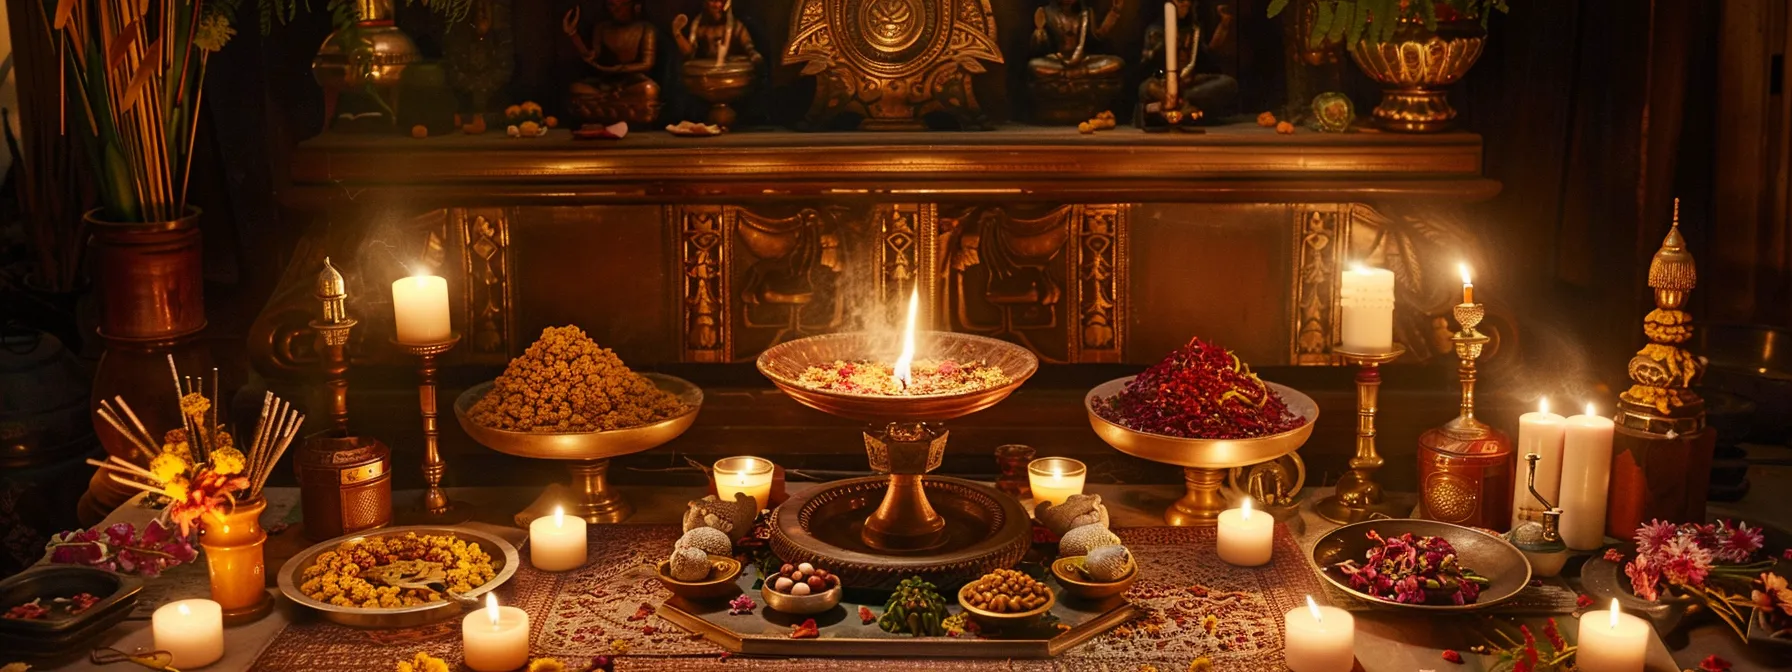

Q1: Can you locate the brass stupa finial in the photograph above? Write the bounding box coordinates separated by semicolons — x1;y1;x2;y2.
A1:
316;257;350;325
1619;196;1706;432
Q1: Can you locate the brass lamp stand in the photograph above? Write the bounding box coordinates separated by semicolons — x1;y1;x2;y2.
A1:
1317;344;1411;523
395;333;470;523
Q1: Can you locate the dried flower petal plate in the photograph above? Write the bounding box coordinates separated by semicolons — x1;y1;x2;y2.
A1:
0;566;141;658
277;526;519;628
1311;519;1531;612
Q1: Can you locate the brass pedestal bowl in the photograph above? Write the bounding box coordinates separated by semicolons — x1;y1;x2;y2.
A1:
768;475;1030;590
453;373;702;525
1086;377;1318;525
682;60;756;128
757;331;1037;584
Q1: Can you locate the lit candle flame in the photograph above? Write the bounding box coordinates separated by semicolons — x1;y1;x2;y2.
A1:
1050;466;1063;484
485;593;500;626
1608;598;1621;629
1539;397;1550;414
892;287;919;390
1458;262;1472;285
553;505;565;528
1241;497;1253;521
1586;402;1597;417
1458;262;1474;304
1351;262;1368;275
1306;595;1321;622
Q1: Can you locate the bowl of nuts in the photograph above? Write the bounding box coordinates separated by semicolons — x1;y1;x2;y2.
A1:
761;562;843;615
956;568;1055;629
655;555;742;602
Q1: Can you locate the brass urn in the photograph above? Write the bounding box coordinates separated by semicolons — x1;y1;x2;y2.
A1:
312;0;422;124
1347;18;1486;132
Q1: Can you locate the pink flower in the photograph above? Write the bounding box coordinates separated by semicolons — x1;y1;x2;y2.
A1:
1699;654;1732;672
1634;519;1678;555
1626;554;1662;601
1661;536;1714;587
1602;548;1626;563
1713;520;1765;564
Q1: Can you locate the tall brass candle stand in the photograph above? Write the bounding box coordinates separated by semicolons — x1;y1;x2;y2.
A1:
395;333;469;523
1317;344;1410;523
1416;302;1513;529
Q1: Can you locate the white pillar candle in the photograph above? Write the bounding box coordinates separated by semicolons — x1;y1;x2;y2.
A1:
152;599;223;668
1027;457;1087;508
1284;596;1354;672
1558;403;1616;550
392;274;451;344
463;593;530;672
1511;396;1567;530
713;456;773;510
1339;264;1396;352
529;506;588;572
1216;498;1274;567
1576;599;1648;672
1163;2;1179;101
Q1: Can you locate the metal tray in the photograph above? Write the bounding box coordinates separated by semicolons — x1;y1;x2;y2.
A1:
276;526;520;628
657;568;1136;658
1312;519;1531;612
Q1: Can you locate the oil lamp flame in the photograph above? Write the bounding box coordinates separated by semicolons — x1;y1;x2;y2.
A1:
1306;595;1321;622
485;593;500;626
892;287;919;389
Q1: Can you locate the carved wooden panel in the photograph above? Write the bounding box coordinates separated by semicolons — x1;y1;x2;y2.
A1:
673;205;735;362
457;209;514;360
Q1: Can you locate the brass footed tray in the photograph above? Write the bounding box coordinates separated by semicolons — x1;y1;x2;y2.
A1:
453;373;702;524
656;565;1135;658
1086;377;1318;525
769;476;1031;590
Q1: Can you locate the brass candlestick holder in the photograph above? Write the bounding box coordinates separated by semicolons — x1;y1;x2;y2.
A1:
298;259;394;540
1317;344;1410;523
311;258;356;434
1417;301;1514;528
394;333;469;523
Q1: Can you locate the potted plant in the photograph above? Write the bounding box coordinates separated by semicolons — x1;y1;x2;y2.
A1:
1269;0;1511;132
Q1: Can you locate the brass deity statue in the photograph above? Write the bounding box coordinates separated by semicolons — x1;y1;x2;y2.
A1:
675;0;764;128
563;0;662;125
1027;0;1127;124
1139;0;1239;122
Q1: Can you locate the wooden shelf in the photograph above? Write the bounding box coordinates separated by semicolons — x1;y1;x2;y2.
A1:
289;123;1497;206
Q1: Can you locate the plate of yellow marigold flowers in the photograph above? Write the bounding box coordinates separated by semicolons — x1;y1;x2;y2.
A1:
454;325;703;460
278;527;519;628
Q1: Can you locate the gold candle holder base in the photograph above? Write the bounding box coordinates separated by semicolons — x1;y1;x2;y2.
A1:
394;334;470;525
1317;344;1412;524
1164;467;1231;526
565;458;632;524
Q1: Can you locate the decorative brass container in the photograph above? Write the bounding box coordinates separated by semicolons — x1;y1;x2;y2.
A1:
1085;377;1318;525
199;497;273;624
312;0;421;124
454;373;703;525
1347;19;1486;132
682;60;756;128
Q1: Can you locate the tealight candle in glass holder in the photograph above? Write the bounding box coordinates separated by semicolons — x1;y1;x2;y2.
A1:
713;456;774;510
1027;457;1087;508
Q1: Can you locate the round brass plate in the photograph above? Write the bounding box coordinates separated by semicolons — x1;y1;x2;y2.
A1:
769;476;1030;590
1084;377;1319;469
452;373;703;460
276;526;520;629
757;331;1037;423
1311;519;1532;612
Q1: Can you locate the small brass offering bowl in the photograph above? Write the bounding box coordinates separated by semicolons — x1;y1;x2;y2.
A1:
760;583;843;616
1312;519;1531;612
655;555;742;602
957;581;1055;630
1050;557;1137;602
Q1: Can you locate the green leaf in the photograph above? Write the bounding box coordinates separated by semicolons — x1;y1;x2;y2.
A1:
1313;1;1336;46
1267;0;1291;18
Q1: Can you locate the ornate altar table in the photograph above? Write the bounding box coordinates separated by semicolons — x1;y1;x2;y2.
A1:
25;474;1763;671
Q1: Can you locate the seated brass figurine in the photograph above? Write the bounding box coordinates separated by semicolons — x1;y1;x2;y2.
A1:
1027;0;1127;124
1138;0;1239;123
675;0;763;128
563;0;662;126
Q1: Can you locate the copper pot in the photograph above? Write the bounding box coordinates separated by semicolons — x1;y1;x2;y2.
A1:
1347;19;1487;132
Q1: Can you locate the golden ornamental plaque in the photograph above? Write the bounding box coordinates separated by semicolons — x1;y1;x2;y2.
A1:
785;0;1004;130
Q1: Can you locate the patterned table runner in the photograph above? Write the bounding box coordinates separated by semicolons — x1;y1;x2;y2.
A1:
251;524;1320;671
